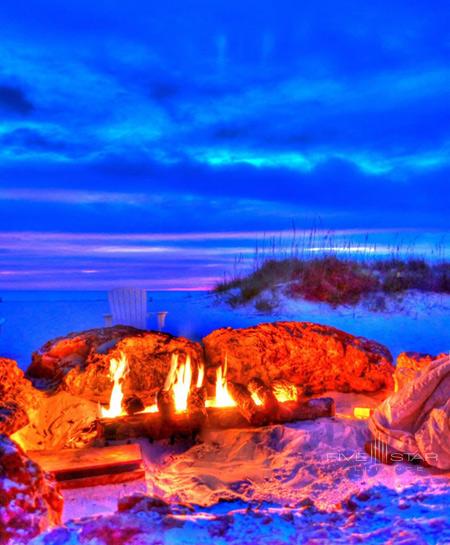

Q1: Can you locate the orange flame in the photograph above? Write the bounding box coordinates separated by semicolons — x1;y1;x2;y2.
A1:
251;392;263;406
164;353;193;412
101;352;128;418
206;356;236;408
196;363;205;388
272;380;298;403
140;403;158;414
353;407;371;419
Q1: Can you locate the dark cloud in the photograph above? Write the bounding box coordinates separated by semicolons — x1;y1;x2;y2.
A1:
0;155;448;232
0;84;34;115
212;124;249;140
0;2;447;236
0;128;65;152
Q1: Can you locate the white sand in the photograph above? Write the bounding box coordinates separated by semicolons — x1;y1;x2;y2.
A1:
57;392;449;544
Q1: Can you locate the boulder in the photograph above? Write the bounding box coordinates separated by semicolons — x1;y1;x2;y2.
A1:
395;351;446;390
0;401;29;436
0;434;63;545
28;326;204;404
0;357;36;407
0;358;39;435
203;322;394;394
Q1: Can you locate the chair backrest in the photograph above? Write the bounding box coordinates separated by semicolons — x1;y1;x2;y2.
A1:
108;288;148;329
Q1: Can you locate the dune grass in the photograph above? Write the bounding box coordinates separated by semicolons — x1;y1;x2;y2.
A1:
214;229;449;310
216;256;450;309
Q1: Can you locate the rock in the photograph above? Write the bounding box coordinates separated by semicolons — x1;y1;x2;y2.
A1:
0;401;29;436
0;434;63;545
395;351;446;390
0;357;37;406
396;351;443;371
11;392;99;451
28;326;204;404
203;322;394;394
0;358;40;435
27;326;135;386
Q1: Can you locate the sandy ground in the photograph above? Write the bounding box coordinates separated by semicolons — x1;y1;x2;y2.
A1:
55;392;449;544
1;290;448;542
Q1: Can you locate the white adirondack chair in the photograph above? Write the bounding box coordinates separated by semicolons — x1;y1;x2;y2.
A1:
103;288;168;331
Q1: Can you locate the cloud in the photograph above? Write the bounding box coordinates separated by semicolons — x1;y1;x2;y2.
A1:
0;84;34;115
0;188;149;205
0;1;448;289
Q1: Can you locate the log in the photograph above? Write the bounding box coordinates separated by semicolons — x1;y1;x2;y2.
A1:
97;410;202;442
156;388;175;419
227;382;265;425
124;395;145;415
96;412;162;442
204;406;249;429
188;386;207;419
275;397;335;423
271;379;299;402
95;397;336;442
28;444;145;489
247;377;279;422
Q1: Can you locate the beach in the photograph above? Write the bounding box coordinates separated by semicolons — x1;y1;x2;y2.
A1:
1;289;449;371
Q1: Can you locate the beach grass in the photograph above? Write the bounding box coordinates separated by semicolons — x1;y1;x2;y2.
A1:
215;229;450;308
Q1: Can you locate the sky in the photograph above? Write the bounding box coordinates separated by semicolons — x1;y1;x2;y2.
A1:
0;1;449;289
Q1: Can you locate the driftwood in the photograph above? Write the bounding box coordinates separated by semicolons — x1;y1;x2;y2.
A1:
227;381;265;425
96;410;203;442
188;386;207;417
247;377;279;421
203;406;249;429
124;395;145;415
156;388;175;419
96;397;335;442
275;397;335;423
28;444;145;489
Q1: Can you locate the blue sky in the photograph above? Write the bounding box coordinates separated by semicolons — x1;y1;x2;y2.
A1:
0;1;449;288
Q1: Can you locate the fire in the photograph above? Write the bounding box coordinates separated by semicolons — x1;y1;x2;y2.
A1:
101;352;128;418
164;353;193;412
98;350;301;420
215;362;236;407
251;392;263;406
272;380;298;403
353;407;371;419
140;403;158;414
206;356;236;408
196;363;205;388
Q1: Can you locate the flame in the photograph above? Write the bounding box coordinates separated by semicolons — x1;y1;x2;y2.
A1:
140;403;158;414
272;380;298;403
196;363;205;388
353;407;371;419
164;353;193;412
101;352;129;418
164;353;179;391
206;356;236;408
251;392;263;406
173;355;193;412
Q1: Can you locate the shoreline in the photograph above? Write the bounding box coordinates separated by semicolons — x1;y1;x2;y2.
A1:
0;289;449;372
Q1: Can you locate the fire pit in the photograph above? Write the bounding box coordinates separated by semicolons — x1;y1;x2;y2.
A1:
95;352;335;443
